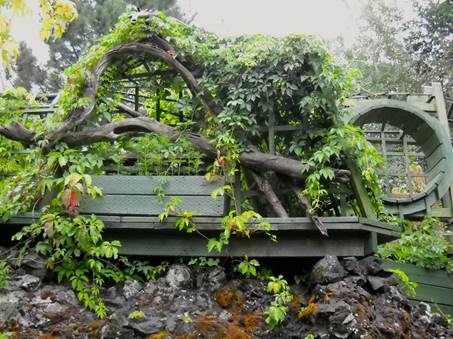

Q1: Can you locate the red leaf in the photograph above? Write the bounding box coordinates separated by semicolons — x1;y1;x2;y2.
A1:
66;190;80;214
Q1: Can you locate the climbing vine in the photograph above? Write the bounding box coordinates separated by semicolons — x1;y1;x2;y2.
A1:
0;9;386;320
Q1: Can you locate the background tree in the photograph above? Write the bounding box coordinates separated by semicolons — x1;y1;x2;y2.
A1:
332;0;419;94
44;0;182;90
6;42;46;91
332;0;452;95
404;0;453;94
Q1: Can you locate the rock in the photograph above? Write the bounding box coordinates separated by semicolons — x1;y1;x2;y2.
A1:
0;290;27;323
55;289;79;307
359;256;384;275
144;280;157;295
122;279;142;299
13;250;48;279
128;317;164;335
310;255;347;285
165;264;192;288
367;275;389;292
387;285;405;304
317;300;351;317
100;319;135;339
0;249;450;338
219;309;232;321
328;303;355;338
206;267;226;290
341;257;363;275
165;314;178;332
15;274;41;291
343;275;367;288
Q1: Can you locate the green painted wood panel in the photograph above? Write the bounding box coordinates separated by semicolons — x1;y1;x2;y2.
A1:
382;260;453;314
79;195;224;216
421;132;440;156
90;175;224;195
104;230;369;257
382;260;452;288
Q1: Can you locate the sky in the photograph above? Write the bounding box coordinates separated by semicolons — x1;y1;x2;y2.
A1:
10;0;418;64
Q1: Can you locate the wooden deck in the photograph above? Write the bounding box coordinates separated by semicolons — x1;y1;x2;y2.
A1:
5;214;400;257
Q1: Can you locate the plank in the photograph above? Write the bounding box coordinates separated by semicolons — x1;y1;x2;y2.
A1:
346;160;377;219
411;284;453;307
104;230;369;257
382;260;452;288
406;95;437;112
90;175;224;195
79;195;224;216
432;82;450;137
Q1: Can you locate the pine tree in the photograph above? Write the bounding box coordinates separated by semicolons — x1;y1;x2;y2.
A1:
7;42;46;91
45;0;182;90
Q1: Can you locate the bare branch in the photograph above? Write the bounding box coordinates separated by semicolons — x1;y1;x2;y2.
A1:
59;111;350;182
249;170;289;218
0;122;36;145
45;41;215;148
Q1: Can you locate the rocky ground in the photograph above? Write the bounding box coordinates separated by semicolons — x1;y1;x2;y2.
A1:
0;250;451;338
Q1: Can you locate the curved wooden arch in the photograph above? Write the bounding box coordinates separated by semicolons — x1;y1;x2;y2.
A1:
349;99;453;216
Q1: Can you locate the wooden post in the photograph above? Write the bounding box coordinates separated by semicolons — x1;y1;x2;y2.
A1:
432;82;450;137
403;134;413;195
156;88;161;122
134;85;139;111
268;112;275;154
346;159;377;219
233;171;242;214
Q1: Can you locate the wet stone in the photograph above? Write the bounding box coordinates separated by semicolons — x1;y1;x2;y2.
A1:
310;255;347;285
122;279;142;299
128;317;164;335
341;257;364;275
165;264;192;289
359;256;384;275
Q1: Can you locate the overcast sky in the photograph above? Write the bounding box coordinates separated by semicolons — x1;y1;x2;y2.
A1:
10;0;417;64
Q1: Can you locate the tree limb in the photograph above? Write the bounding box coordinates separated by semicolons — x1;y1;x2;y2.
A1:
249;170;289;218
290;186;328;236
45;41;214;148
58;114;350;182
0;122;36;145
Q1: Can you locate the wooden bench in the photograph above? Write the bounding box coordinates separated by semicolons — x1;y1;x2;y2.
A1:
79;175;226;217
4;175;401;257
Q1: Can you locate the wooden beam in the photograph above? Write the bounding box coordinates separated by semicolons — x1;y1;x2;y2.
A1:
346;159;377;219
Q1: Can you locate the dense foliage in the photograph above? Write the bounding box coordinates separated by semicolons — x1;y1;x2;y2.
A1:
0;10;386;319
378;216;452;273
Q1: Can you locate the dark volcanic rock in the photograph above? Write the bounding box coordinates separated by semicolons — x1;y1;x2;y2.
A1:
0;254;450;338
165;264;192;288
310;255;347;285
341;256;364;275
359;255;385;275
15;274;41;291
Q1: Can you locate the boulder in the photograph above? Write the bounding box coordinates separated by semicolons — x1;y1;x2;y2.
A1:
122;279;142;299
310;255;347;285
165;264;192;288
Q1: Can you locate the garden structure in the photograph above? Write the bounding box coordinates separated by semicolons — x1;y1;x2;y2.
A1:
0;10;451;315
